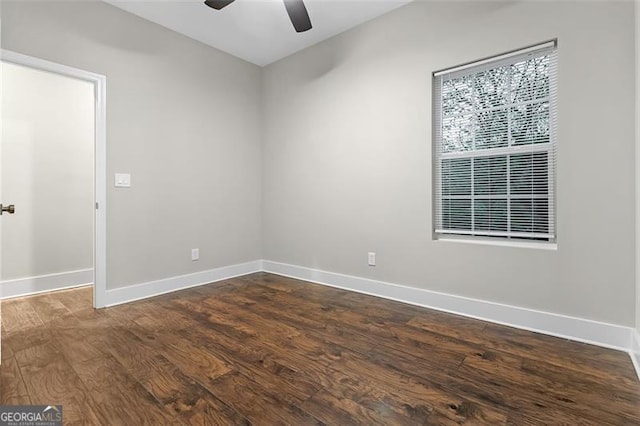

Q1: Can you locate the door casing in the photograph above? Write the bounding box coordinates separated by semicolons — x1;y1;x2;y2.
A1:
1;49;107;308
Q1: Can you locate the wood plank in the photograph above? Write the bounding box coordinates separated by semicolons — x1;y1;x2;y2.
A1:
370;342;465;379
171;298;258;341
131;308;193;332
160;333;235;384
72;354;174;425
2;273;639;425
0;354;31;405
331;351;509;424
1;336;15;362
172;390;251;425
339;289;434;319
2;325;55;355
215;290;378;355
483;323;640;382
208;371;323;425
521;356;640;398
55;307;116;335
1;298;44;334
311;367;430;424
200;296;353;370
230;284;406;351
301;388;389;425
98;326;243;421
407;311;487;342
202;296;303;340
166;314;323;403
50;286;92;313
27;293;73;325
50;325;105;366
445;364;606;425
461;348;640;424
15;343;102;424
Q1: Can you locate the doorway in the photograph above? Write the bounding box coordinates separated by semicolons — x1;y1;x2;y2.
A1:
0;50;106;308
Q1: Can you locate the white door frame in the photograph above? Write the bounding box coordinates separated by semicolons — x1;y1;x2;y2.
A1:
1;49;107;308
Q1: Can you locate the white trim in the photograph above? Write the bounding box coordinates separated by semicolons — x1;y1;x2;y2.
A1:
0;50;105;83
0;269;93;300
433;40;556;78
631;330;640;381
436;229;553;240
634;0;640;383
0;50;108;308
103;261;262;307
14;258;637;379
93;66;107;309
262;260;634;352
439;141;551;160
433;46;558;244
436;236;558;251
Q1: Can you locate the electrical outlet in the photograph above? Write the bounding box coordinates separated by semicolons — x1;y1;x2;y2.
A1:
368;252;376;266
191;248;199;261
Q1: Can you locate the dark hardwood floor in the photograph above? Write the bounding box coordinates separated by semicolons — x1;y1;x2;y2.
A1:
1;272;639;424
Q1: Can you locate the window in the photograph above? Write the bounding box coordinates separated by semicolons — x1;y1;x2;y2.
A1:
433;41;557;243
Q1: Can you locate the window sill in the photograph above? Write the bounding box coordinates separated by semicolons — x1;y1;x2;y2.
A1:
435;236;558;251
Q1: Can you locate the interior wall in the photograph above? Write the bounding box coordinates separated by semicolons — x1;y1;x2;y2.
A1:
262;0;636;326
1;61;94;280
1;0;636;329
636;0;640;336
1;0;262;289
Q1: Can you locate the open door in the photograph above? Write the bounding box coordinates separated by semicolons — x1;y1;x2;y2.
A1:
0;50;106;311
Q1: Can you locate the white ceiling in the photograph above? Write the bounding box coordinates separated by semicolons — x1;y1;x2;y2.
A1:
104;0;412;66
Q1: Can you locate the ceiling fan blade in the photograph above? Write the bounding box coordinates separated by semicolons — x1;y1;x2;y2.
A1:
204;0;235;10
283;0;312;33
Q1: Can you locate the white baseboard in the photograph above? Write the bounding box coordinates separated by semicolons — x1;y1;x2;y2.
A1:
631;330;640;380
262;260;634;353
13;259;636;379
0;269;93;299
104;260;262;307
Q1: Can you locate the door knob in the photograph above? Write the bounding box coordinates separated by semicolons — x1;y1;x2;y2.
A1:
0;204;15;215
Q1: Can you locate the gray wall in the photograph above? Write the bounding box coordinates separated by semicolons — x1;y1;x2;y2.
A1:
262;1;636;326
2;0;636;328
1;0;262;289
636;0;640;334
1;61;94;280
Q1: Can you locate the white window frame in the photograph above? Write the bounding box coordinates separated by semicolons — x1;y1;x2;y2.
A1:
432;40;558;244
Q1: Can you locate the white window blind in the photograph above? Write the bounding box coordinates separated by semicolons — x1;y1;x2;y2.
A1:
433;42;557;242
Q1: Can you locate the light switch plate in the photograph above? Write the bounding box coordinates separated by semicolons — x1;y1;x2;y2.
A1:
114;173;131;188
